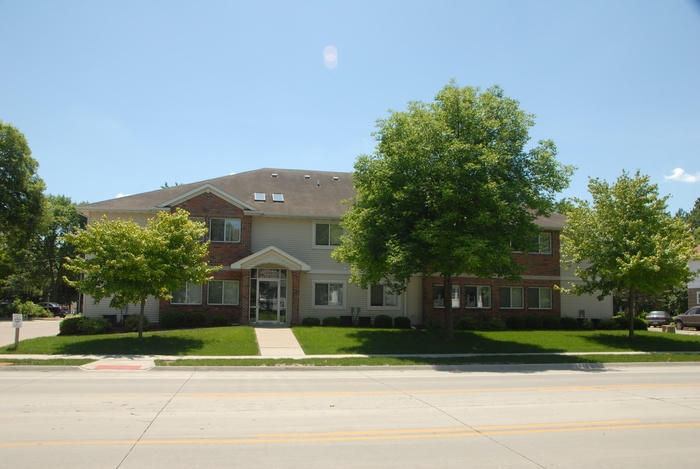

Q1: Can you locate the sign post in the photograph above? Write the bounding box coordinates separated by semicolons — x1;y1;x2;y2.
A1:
12;314;22;348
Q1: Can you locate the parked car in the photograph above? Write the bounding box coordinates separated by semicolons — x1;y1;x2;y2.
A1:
645;311;672;327
37;302;68;318
673;307;700;330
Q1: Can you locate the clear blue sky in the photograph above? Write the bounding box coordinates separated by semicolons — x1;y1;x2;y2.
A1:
1;0;699;214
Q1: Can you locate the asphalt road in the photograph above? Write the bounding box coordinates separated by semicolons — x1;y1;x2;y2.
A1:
1;364;699;469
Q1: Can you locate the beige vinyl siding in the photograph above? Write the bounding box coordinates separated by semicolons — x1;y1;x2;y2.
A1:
251;217;350;272
83;295;161;324
560;287;613;319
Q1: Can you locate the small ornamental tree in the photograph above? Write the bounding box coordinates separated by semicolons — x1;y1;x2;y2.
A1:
560;171;698;340
64;209;218;339
332;82;573;340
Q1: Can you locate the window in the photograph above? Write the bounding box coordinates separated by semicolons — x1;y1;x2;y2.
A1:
314;222;343;246
370;284;399;308
499;286;523;309
313;281;345;308
531;233;552;254
210;218;241;242
272;193;284;202
254;192;266;202
208;280;239;305
171;282;202;305
465;286;491;308
433;284;459;308
528;287;552;309
697;292;700;305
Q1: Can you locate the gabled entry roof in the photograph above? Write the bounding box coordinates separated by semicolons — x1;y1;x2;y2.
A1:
230;246;312;271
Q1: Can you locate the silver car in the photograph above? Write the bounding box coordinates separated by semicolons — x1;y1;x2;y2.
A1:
645;311;672;327
673;307;700;330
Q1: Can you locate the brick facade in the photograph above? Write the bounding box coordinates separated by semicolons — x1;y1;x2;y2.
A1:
422;231;562;324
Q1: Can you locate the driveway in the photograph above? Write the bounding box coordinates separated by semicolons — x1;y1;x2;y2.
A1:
0;317;62;347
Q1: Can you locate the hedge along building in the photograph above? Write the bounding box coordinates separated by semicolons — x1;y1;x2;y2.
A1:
77;168;613;327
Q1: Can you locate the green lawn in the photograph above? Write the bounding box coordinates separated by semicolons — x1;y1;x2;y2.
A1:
292;327;700;355
2;326;700;367
0;326;258;356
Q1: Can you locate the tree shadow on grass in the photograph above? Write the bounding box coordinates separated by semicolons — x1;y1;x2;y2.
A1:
333;329;563;355
54;335;206;356
578;331;700;353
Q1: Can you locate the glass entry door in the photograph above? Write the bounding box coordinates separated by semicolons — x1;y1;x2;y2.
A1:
250;269;287;323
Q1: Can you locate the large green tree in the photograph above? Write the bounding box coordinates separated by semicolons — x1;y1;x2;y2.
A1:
0;121;45;246
332;82;574;339
560;171;697;340
1;195;86;304
65;209;217;339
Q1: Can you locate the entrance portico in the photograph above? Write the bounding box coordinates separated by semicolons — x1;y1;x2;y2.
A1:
231;246;311;325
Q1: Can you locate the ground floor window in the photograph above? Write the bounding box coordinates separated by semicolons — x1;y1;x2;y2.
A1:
313;281;345;308
208;280;239;305
528;287;552;309
499;286;523;309
370;284;399;308
171;282;202;305
465;285;491;308
433;284;459;308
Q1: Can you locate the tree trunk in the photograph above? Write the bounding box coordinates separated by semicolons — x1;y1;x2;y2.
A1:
627;288;636;341
444;274;454;340
138;296;146;341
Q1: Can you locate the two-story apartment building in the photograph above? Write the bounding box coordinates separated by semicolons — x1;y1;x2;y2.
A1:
77;168;612;326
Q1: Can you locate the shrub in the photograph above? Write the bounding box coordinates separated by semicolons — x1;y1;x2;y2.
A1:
302;317;321;326
124;314;148;332
211;315;228;327
424;317;443;329
581;319;595;330
322;316;341;327
506;316;525;330
541;316;562;330
78;317;113;335
597;318;618;330
373;315;393;328
561;317;579;330
60;317;83;335
17;301;50;318
394;316;411;329
523;316;542;330
161;311;185;329
485;318;507;331
184;312;206;329
613;315;648;331
455;317;479;330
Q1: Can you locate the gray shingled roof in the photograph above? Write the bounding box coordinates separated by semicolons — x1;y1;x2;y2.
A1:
78;167;565;228
79;168;356;219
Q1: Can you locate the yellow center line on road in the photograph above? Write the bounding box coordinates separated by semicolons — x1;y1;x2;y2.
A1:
3;420;700;448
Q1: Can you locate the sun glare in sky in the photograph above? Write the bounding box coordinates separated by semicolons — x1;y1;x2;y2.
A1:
323;45;338;69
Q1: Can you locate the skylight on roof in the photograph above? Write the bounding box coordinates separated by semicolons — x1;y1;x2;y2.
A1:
272;193;284;202
254;192;266;202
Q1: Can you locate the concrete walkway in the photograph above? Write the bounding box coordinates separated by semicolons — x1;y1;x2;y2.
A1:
77;325;305;371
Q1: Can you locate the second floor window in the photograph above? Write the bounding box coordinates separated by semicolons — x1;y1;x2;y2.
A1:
531;233;552;254
315;222;342;246
211;218;241;242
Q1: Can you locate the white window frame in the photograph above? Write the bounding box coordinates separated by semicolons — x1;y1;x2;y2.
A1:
210;218;241;243
171;282;203;305
207;280;240;305
530;233;552;254
465;285;491;308
697;291;700;305
312;280;346;309
499;286;524;309
528;287;552;309
368;284;401;310
433;284;459;309
313;221;343;248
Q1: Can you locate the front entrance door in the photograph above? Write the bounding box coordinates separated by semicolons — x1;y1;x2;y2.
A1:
250;268;287;323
